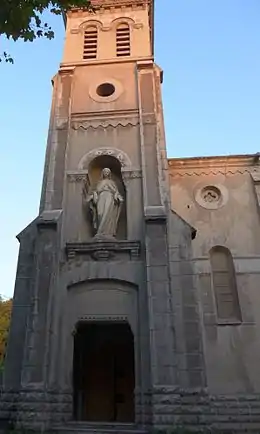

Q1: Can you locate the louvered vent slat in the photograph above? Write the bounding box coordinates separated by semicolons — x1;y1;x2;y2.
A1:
83;27;98;60
116;24;130;57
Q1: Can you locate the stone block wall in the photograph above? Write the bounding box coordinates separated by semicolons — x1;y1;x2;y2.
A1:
152;387;260;433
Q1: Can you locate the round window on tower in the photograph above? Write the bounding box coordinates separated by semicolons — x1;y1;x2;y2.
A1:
96;83;115;97
89;78;123;103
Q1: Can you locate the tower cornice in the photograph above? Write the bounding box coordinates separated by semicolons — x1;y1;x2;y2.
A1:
90;0;151;7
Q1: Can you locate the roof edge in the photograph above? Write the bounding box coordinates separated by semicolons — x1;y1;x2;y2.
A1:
168;152;260;169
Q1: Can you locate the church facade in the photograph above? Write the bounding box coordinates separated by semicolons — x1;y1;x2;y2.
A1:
1;1;260;432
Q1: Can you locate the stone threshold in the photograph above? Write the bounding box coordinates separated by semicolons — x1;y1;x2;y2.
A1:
51;421;147;434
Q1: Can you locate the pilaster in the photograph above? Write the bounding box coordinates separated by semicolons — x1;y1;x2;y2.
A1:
21;211;62;387
40;68;74;213
137;60;176;392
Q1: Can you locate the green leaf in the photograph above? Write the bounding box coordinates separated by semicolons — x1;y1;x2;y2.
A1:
46;30;54;40
35;15;42;28
0;0;94;63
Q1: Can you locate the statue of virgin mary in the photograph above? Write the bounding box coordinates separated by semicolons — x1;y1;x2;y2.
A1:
87;168;123;238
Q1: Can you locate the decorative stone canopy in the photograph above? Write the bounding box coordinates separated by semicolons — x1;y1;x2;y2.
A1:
66;240;140;261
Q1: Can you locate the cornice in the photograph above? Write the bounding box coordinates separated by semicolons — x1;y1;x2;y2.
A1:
68;0;150;12
67;1;149;18
59;56;154;70
91;0;149;6
72;118;139;130
71;109;138;120
71;109;139;130
168;154;260;177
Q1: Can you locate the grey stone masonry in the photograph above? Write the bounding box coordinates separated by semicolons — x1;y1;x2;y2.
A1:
168;211;206;391
0;211;64;430
3;221;37;391
2;3;260;432
145;217;176;387
152;387;260;433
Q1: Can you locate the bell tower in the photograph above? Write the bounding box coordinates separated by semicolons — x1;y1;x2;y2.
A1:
40;0;160;228
1;0;206;432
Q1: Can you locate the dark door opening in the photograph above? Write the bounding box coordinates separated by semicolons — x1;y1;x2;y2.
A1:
73;322;135;422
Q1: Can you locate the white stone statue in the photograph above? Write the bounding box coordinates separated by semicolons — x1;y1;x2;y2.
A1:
87;168;124;238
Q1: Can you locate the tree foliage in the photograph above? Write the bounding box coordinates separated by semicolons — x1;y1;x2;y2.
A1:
0;0;93;62
0;297;12;369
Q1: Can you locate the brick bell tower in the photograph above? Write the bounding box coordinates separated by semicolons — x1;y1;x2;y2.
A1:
1;0;206;432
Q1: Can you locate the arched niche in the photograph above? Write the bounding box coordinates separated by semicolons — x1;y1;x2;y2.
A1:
84;154;127;239
209;245;242;323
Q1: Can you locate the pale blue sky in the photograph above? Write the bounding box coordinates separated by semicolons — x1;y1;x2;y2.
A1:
1;0;259;298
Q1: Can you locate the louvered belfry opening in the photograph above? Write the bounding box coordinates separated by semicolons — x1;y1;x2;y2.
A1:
83;26;98;60
116;24;130;57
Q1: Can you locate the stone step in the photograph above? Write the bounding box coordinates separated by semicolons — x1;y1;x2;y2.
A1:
51;422;148;434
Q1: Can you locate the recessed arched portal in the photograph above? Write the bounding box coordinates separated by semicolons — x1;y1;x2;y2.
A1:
73;321;135;422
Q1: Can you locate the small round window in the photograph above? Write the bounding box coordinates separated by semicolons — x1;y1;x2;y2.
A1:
96;83;115;97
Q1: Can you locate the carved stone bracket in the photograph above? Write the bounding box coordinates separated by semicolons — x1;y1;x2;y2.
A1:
66;240;140;261
250;167;260;183
67;172;87;183
250;166;260;207
56;118;68;130
133;23;143;29
122;169;142;181
142;114;156;125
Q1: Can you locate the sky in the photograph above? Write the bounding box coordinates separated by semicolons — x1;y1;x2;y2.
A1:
1;0;260;298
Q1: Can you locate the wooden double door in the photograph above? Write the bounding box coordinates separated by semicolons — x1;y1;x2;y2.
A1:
73;322;135;422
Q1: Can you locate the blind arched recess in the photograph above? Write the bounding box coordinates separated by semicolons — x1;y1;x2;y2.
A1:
209;246;242;322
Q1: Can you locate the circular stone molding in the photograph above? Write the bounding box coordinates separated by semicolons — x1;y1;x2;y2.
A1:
89;78;123;103
195;184;228;210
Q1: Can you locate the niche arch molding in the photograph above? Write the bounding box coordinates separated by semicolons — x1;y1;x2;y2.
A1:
78;147;132;171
